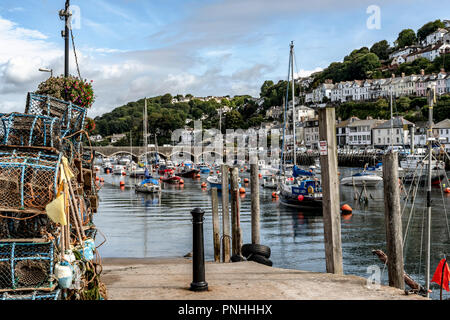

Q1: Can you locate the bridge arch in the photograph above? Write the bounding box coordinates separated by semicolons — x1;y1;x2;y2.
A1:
138;151;168;161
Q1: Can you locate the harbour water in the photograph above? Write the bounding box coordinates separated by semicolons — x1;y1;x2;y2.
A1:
94;168;450;300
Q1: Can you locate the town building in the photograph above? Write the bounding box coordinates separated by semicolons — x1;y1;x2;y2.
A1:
421;28;448;47
304;117;320;149
433;119;450;151
111;133;126;144
336;117;359;146
372;117;413;148
347;118;385;147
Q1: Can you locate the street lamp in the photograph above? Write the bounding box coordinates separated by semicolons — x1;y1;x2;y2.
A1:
39;68;53;78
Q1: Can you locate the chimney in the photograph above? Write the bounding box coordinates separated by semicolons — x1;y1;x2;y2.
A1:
391;73;395;78
420;69;425;76
401;72;405;78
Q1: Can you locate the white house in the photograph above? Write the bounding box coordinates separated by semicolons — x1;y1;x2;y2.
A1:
336;116;359;146
421;43;450;61
421;28;448;47
304;118;320;149
433;119;450;151
446;74;450;93
389;46;420;60
391;55;406;66
111;133;126;144
373;117;413;148
347;118;384;147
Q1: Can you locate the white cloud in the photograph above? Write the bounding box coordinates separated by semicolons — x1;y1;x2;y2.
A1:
294;67;323;78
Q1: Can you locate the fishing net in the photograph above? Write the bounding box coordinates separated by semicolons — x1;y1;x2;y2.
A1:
1;289;61;300
0;212;58;239
25;93;87;139
0;242;54;291
0;113;61;149
0;149;60;212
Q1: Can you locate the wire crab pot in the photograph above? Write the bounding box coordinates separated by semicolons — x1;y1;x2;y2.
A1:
25;93;87;139
0;149;61;213
0;113;61;150
1;289;60;300
0;242;55;291
0;212;58;240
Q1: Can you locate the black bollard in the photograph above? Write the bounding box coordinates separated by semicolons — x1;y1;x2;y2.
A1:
190;208;208;292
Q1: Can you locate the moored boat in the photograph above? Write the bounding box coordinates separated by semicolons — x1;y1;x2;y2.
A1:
340;171;383;187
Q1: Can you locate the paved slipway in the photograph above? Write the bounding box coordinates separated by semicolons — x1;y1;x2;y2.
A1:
101;258;427;300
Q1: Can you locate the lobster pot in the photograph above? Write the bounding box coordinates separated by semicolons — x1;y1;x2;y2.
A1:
0;242;55;291
0;150;60;212
0;113;61;149
0;212;58;240
25;93;87;139
1;289;60;300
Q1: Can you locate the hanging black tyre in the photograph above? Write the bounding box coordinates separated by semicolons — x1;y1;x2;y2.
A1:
230;254;246;262
241;244;271;259
247;253;273;267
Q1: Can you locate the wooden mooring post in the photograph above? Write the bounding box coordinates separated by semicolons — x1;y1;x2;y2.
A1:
211;187;221;263
230;167;242;256
250;164;260;244
221;164;231;263
382;151;405;290
318;107;343;274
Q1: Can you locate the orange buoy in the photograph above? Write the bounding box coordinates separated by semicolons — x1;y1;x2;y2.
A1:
244;178;249;183
179;179;184;184
341;204;353;214
272;192;278;198
258;173;262;179
120;185;125;191
159;177;163;180
216;170;220;174
122;172;126;176
100;178;104;183
201;182;207;188
444;187;450;194
95;176;100;181
240;168;244;172
239;187;246;194
196;174;201;178
119;181;125;187
106;169;110;174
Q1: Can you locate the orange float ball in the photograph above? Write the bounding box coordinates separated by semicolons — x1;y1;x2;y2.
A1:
179;179;184;185
341;204;353;214
239;187;246;194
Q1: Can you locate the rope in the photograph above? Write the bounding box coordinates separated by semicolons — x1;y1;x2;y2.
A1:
70;29;82;80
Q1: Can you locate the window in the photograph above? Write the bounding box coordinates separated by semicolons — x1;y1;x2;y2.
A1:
397;137;399;143
396;129;400;135
378;138;381;143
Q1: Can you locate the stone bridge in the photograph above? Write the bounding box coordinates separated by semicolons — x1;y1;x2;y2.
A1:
87;146;224;163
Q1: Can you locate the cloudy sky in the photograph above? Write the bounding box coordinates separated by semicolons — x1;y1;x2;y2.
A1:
0;0;449;117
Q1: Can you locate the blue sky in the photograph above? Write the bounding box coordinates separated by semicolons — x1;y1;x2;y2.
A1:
0;0;449;116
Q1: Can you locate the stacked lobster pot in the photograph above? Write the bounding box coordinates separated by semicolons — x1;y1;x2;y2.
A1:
0;93;105;300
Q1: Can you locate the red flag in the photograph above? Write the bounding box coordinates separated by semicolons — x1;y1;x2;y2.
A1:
431;259;450;291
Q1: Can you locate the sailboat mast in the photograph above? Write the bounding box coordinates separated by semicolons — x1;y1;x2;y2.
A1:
144;98;148;166
425;83;435;297
291;41;296;166
390;87;394;150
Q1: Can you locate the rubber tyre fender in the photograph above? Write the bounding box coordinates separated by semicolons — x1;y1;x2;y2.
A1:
247;253;273;267
241;244;271;259
230;254;246;262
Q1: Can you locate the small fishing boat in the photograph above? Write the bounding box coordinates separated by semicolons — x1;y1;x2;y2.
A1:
177;163;200;178
278;166;323;212
161;169;183;184
135;178;161;193
206;174;241;190
340;171;383;187
113;164;126;176
197;165;211;174
262;175;279;189
102;160;113;173
158;164;175;175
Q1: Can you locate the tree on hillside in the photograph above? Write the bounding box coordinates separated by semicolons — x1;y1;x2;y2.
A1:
260;80;274;97
417;20;446;41
225;110;244;129
395;29;417;48
161;93;173;104
370;40;390;60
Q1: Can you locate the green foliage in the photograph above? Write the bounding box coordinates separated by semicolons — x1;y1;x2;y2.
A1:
225;110;244;129
36;75;95;108
395;29;417;48
417;20;446;41
370;40;391;60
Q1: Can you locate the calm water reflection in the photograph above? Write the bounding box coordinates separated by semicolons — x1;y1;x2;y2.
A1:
94;168;450;300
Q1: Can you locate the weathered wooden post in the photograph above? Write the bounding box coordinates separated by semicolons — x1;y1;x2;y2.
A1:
382;151;404;290
250;164;260;244
221;164;231;262
211;188;221;262
318;107;343;274
190;208;208;292
230;167;242;256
